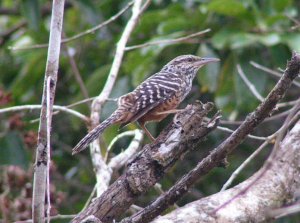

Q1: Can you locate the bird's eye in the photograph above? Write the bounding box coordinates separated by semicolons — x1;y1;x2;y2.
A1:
187;58;193;62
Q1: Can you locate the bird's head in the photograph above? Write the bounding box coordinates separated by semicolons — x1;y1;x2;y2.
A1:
161;54;220;75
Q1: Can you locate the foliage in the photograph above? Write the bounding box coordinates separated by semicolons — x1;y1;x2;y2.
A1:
0;0;299;222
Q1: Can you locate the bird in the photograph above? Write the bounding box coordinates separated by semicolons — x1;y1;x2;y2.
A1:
72;55;219;155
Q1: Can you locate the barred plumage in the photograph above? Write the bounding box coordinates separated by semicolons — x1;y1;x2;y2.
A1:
72;55;219;154
72;111;123;155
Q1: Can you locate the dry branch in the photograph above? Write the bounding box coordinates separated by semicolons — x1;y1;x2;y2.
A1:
250;61;300;88
0;104;88;121
124;29;211;51
153;119;300;222
9;1;133;51
71;102;220;223
237;64;264;102
32;1;65;222
88;0;144;197
107;130;144;171
121;52;300;223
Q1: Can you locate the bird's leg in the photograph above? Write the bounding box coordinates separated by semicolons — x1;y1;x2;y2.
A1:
138;121;155;142
155;109;184;115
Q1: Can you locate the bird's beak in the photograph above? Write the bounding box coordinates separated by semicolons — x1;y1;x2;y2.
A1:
195;57;220;66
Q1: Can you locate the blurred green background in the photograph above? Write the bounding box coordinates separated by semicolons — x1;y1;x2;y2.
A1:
0;0;299;222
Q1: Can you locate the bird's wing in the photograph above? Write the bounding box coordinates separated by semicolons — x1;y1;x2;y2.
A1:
119;72;183;127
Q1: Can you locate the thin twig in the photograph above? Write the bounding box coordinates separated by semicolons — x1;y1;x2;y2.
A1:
237;64;264;101
272;103;300;154
9;1;134;51
250;61;300;88
63;44;90;103
105;130;139;160
66;97;98;107
214;101;300;213
108;129;144;171
0;104;88;122
216;126;267;141
28;97;117;124
139;0;152;15
66;97;117;108
82;185;97;211
268;201;300;219
125;29;211;51
285;13;300;30
17;214;77;223
44;96;116;121
130;205;144;212
250;61;282;78
220;112;300;192
277;99;298;108
220;108;292;125
220;140;270;191
154;183;179;209
61;1;133;44
264;109;291;122
0;20;27;46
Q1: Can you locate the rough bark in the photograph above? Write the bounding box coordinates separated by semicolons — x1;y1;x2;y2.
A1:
71;102;220;223
152;120;300;223
121;52;300;223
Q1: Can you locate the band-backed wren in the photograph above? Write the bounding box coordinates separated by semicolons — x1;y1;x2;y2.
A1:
72;55;219;155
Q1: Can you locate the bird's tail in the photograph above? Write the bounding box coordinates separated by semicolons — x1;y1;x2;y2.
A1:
72;111;121;155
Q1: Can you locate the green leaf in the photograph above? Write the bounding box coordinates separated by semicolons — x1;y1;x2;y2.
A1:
85;65;111;96
21;0;41;30
281;33;300;52
10;51;46;103
124;50;157;87
212;30;282;50
257;33;281;46
207;0;247;17
271;0;292;12
212;30;256;49
0;131;29;169
229;33;256;49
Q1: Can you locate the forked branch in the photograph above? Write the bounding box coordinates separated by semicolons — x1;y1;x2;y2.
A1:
71;102;220;223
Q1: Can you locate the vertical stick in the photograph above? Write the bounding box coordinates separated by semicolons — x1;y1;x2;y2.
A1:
89;0;144;197
32;1;65;222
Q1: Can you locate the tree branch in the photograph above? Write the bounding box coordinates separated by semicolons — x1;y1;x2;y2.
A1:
220;140;270;191
88;0;145;198
124;29;211;51
0;104;88;122
9;1;133;50
63;44;90;103
250;61;300;88
152;119;300;222
31;1;65;222
0;21;26;46
237;64;264;102
71;102;220;223
107;130;144;170
121;52;300;223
